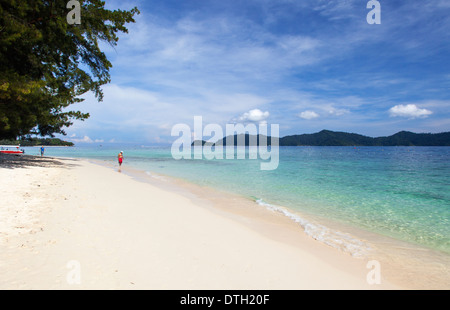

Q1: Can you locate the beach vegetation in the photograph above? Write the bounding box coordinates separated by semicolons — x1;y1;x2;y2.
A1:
0;137;74;147
0;0;139;139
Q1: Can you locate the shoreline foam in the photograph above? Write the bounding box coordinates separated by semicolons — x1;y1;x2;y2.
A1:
254;198;372;258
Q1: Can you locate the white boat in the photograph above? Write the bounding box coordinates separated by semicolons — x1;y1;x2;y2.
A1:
0;145;24;155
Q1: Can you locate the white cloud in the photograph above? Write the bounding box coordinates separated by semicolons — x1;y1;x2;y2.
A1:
69;83;273;143
68;135;103;144
70;136;94;143
299;110;319;120
112;11;324;85
327;107;349;116
237;109;270;124
389;104;433;119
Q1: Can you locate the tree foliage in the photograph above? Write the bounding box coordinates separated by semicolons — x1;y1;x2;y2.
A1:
0;137;74;146
0;0;139;139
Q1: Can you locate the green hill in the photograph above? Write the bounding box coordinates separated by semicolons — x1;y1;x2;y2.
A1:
213;130;450;146
373;131;450;146
280;130;374;146
0;138;74;147
213;134;273;146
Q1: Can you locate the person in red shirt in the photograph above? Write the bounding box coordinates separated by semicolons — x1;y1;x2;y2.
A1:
118;151;124;167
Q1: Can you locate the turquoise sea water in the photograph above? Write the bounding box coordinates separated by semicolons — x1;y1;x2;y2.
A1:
28;145;450;256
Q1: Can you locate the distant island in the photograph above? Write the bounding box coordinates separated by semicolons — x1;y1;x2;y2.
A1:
280;130;450;146
193;130;450;146
0;138;74;147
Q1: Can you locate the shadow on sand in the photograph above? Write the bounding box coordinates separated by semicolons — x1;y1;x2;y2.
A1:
0;154;79;169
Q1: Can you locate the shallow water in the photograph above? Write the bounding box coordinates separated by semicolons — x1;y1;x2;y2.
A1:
29;145;450;257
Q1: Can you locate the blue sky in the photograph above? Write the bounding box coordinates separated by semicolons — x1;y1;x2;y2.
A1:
65;0;450;144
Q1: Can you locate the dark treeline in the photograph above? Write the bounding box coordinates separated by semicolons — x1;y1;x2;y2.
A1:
193;130;450;146
0;138;74;146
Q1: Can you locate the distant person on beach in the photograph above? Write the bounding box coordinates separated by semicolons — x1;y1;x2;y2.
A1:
40;146;45;156
118;151;124;167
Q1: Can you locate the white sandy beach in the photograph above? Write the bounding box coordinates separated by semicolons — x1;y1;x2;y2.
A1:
0;155;413;289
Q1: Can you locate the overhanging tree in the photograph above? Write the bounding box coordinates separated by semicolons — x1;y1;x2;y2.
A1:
0;0;139;139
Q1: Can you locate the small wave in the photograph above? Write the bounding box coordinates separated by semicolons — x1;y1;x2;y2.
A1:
255;199;371;258
145;171;167;181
